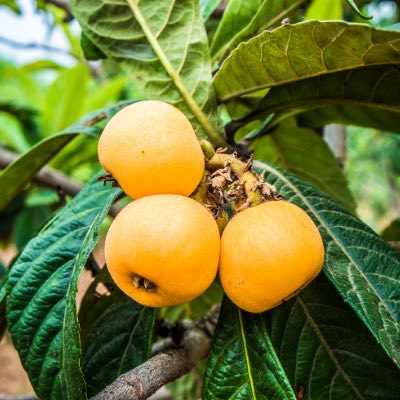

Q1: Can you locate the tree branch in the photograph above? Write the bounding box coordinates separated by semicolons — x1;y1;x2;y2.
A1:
91;306;220;400
0;36;105;81
0;147;122;217
0;36;78;60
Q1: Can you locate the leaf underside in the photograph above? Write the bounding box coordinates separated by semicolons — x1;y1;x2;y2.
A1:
246;65;400;134
71;0;223;143
214;21;400;103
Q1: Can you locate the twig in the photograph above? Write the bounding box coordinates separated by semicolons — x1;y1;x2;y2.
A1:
0;147;122;218
91;306;220;400
85;253;102;277
0;36;105;81
0;36;78;61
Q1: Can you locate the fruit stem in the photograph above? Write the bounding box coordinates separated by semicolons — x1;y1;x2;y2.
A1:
200;140;216;160
206;152;282;211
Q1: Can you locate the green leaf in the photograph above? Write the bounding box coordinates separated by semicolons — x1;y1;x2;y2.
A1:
254;160;400;364
80;31;106;61
211;0;307;62
0;105;35;152
41;64;90;135
306;0;342;20
251;119;356;212
211;0;262;59
168;362;205;399
345;0;372;20
83;76;127;114
203;297;296;399
21;60;63;72
214;21;400;104
267;275;400;399
200;0;221;20
82;288;155;397
0;258;6;280
13;206;53;250
0;102;129;211
6;176;120;399
242;64;400;134
71;0;226;146
0;0;21;14
162;280;223;321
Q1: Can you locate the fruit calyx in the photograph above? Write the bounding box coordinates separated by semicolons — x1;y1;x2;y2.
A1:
132;274;157;292
97;173;120;188
198;142;282;216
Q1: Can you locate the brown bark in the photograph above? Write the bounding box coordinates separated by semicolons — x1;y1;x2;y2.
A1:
91;306;219;400
0;147;121;217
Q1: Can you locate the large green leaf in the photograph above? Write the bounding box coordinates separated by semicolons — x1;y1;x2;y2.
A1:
41;64;90;135
267;275;400;399
200;0;221;20
211;0;307;63
162;280;223;321
306;0;342;20
203;297;296;400
240;64;400;134
254;160;400;364
252;119;356;212
6;176;120;399
81;288;155;397
0;102;129;211
0;103;34;152
214;21;400;104
71;0;226;146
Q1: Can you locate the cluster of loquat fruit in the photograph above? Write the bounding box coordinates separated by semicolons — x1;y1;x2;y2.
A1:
98;101;324;313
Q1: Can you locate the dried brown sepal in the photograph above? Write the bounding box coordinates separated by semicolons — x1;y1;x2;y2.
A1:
132;274;157;292
204;151;283;213
97;173;120;188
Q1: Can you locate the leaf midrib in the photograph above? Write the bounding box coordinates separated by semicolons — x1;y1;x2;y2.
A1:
297;296;363;399
238;308;257;399
125;0;226;147
117;307;146;376
258;97;400;118
219;61;400;103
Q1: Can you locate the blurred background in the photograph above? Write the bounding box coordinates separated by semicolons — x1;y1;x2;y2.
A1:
0;0;399;397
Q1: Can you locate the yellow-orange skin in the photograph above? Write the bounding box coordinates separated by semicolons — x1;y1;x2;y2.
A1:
219;201;324;313
98;101;205;199
105;195;220;307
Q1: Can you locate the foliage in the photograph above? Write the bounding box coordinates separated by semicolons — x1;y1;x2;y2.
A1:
0;1;399;399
